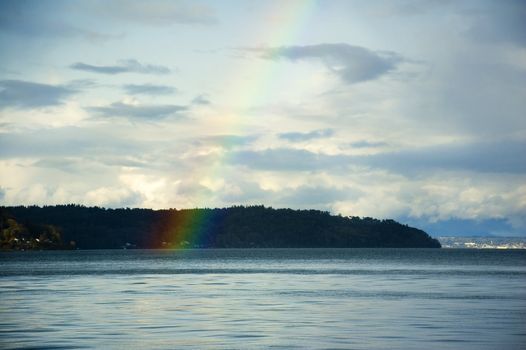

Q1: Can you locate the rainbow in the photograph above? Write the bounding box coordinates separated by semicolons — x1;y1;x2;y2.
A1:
162;1;318;248
157;208;226;249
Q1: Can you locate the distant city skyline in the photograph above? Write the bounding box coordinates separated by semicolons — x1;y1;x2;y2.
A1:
1;0;525;236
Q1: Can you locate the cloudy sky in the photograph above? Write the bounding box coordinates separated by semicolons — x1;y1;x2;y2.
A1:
1;0;525;236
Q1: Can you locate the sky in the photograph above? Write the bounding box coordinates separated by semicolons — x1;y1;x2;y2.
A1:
0;0;525;236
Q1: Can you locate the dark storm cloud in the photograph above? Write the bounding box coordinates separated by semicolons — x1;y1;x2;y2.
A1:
123;84;175;95
91;0;218;26
0;0;109;41
0;0;215;42
229;140;526;175
366;0;454;17
378;0;526;47
87;101;187;120
359;140;526;175
279;129;334;142
0;80;77;109
466;0;526;47
71;60;171;75
252;43;403;84
399;216;519;237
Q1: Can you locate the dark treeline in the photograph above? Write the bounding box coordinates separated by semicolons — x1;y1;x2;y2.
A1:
1;205;441;249
1;208;70;250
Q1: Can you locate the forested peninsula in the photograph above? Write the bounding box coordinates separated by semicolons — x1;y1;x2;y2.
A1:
1;205;441;250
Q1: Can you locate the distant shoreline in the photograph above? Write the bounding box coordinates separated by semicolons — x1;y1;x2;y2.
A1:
1;205;441;250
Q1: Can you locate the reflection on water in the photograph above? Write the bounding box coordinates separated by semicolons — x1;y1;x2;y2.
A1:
1;249;525;349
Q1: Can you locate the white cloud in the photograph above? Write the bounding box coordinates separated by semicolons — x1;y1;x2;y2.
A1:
85;186;144;208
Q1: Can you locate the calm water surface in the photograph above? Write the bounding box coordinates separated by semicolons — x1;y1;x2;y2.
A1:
1;249;525;349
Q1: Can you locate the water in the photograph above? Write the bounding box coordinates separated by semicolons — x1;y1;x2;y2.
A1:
1;249;525;349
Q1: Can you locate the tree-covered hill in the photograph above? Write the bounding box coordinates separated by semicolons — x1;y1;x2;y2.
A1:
1;205;441;249
0;208;70;250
